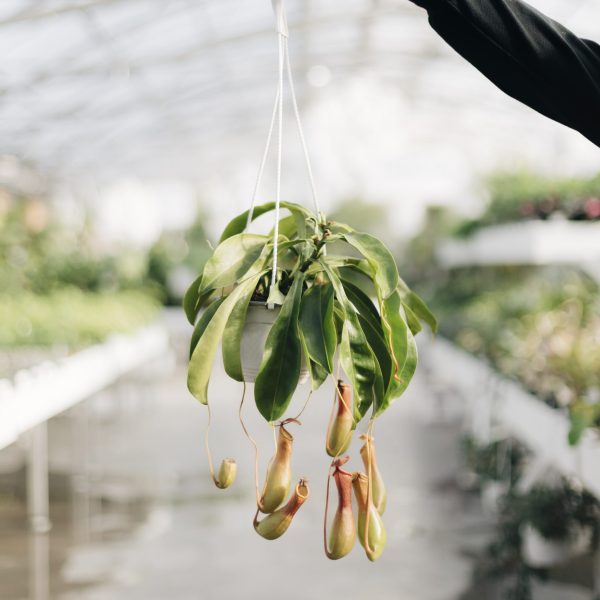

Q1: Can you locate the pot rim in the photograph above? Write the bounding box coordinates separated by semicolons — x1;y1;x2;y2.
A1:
249;300;280;309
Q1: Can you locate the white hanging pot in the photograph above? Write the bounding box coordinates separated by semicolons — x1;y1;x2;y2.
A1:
521;524;590;568
240;302;309;384
480;481;508;516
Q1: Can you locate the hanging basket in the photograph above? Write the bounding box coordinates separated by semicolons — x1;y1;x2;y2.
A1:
480;480;508;516
241;302;309;383
521;524;591;568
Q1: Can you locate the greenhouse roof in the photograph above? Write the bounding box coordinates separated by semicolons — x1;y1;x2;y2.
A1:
0;0;598;194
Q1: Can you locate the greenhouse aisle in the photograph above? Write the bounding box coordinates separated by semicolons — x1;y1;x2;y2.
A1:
0;319;490;600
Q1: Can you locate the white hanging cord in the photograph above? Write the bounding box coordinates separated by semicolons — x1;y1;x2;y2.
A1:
268;1;287;307
246;87;280;229
252;0;322;307
283;36;321;218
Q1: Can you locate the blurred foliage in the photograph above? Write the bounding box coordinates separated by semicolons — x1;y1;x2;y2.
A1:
400;205;460;285
0;197;149;295
146;212;212;305
480;480;600;600
453;170;600;237
424;266;600;441
462;436;525;486
0;289;159;348
0;192;210;348
405;170;600;442
330;197;389;233
329;197;397;251
515;484;600;544
463;434;600;600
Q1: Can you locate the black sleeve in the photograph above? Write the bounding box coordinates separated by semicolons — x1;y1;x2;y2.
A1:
410;0;600;148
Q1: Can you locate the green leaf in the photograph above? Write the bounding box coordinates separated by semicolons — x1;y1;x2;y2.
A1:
200;233;268;294
357;312;392;395
568;402;600;446
270;214;307;240
271;215;297;239
397;329;417;393
299;331;330;391
219;202;315;243
183;274;203;325
254;274;305;422
188;274;262;404
331;225;399;299
569;413;588;446
189;297;226;358
333;301;344;344
323;262;377;425
402;301;422;335
403;291;438;334
299;283;336;372
380;291;410;399
308;359;329;390
374;328;417;418
222;285;258;381
340;279;381;333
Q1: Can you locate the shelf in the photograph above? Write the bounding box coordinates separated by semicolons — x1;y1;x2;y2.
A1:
437;221;600;275
0;324;171;452
423;338;600;498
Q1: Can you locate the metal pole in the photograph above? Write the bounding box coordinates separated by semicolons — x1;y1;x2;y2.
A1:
28;531;49;600
27;422;51;534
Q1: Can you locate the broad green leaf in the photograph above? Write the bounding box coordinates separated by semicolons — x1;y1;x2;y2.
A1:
255;274;305;422
323;262;377;425
222;283;258;381
340;279;381;333
183;274;203;325
333;301;344;344
200;233;267;294
380;290;410;399
219;201;315;243
271;215;297;239
305;256;374;280
330;225;399;299
299;283;336;372
402;301;422;335
308;359;329;390
374;328;417;418
189;297;226;358
357;312;392;395
188;273;262;404
342;280;394;401
299;332;330;391
270;214;307;240
403;291;438;334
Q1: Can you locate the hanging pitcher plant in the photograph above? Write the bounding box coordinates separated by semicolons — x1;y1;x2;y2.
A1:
184;201;437;561
185;0;436;562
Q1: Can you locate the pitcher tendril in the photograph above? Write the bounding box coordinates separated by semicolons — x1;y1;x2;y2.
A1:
204;402;237;490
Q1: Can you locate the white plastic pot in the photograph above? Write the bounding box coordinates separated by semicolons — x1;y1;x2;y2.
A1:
481;481;508;516
240;303;309;384
521;524;590;568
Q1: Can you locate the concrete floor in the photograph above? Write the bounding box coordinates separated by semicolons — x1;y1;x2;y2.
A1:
0;326;491;600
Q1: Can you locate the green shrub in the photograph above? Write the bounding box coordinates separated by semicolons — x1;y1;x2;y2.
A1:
0;289;159;348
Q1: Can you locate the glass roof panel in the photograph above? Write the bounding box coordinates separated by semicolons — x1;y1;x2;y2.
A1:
0;0;596;224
